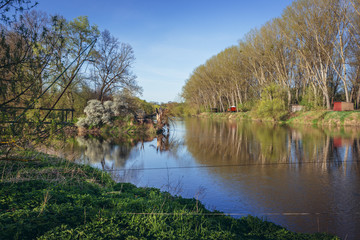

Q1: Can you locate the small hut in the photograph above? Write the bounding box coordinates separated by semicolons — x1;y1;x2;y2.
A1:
333;102;354;111
291;105;304;112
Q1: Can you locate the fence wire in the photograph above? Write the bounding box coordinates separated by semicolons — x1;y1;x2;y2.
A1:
104;159;360;172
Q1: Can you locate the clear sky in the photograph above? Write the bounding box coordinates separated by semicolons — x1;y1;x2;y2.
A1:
35;0;294;103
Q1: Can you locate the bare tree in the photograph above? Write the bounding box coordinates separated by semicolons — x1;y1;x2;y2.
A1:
92;30;140;103
0;0;38;23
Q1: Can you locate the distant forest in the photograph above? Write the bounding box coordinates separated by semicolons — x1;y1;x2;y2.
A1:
182;0;360;113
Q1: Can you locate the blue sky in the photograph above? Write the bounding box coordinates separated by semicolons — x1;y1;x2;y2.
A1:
36;0;294;103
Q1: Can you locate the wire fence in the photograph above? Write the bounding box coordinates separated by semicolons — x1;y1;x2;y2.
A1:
104;159;360;172
91;211;360;217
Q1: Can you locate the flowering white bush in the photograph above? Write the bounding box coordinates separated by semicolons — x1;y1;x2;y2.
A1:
76;117;88;128
76;100;111;128
76;98;134;128
112;95;129;116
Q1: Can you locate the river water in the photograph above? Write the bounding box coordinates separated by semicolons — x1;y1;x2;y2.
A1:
65;118;360;239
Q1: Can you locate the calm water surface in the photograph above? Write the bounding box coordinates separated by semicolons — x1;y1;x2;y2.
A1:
65;118;360;239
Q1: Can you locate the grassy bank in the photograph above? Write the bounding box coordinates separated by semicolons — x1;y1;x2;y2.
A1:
286;110;360;126
198;110;360;127
0;151;338;239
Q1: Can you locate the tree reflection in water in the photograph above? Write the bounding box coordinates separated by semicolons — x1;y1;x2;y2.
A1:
150;132;183;157
185;118;360;170
76;137;131;170
72;133;183;182
57;119;360;238
183;118;360;239
73;136;142;183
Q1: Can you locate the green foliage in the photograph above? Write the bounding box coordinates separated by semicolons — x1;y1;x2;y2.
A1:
182;104;198;116
238;101;254;112
138;99;154;115
166;102;185;116
25;109;41;123
166;102;198;117
300;87;324;110
0;152;338;240
255;84;289;121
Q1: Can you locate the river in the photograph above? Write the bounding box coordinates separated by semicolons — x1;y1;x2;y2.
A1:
63;118;360;239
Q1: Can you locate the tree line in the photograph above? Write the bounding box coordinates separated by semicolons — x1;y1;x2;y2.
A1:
182;0;360;114
0;0;142;120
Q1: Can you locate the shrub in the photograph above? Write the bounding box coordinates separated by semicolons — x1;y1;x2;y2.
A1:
75;92;157;129
256;84;289;121
76;100;111;128
300;86;323;110
111;96;131;116
238;101;254;112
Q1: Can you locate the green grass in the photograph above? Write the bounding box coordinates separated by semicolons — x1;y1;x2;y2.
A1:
285;110;360;126
0;152;339;239
200;110;360;127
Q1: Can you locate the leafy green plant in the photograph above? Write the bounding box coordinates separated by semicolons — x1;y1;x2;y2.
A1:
300;87;324;110
238;101;254;112
255;84;289;121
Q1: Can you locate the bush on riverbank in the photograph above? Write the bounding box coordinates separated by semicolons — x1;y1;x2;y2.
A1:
75;96;158;138
0;151;338;239
255;84;289;121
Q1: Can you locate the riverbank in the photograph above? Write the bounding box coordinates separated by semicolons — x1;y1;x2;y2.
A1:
0;151;338;239
198;110;360;126
76;118;157;137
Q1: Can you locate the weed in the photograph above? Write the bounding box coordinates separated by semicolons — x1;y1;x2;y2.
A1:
38;190;51;216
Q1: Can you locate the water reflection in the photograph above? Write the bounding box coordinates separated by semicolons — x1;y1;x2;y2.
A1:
185;119;360;169
64;119;360;239
76;137;132;170
184;118;360;239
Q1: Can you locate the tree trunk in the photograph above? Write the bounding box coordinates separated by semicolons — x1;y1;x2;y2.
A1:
324;90;331;110
357;87;360;109
287;90;292;108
